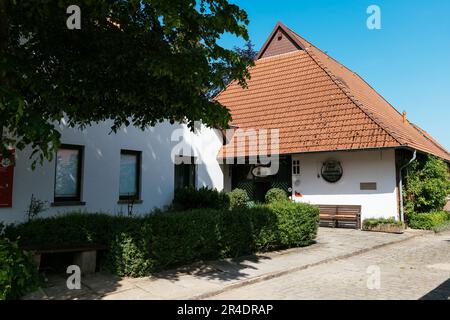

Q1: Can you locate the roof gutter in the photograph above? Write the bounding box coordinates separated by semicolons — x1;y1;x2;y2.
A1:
398;150;417;222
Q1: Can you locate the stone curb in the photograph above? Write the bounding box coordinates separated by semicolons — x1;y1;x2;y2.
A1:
190;230;429;300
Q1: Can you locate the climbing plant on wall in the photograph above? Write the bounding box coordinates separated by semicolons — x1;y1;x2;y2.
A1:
403;155;450;214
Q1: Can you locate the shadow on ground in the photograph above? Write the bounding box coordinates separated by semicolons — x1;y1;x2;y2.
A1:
156;254;272;282
420;278;450;300
26;254;273;300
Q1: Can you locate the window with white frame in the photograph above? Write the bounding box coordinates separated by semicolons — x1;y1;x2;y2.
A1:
292;160;300;175
54;145;83;202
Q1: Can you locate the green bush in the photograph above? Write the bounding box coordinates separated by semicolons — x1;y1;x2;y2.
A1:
172;187;230;211
148;210;222;270
265;188;288;204
363;217;403;228
106;227;154;277
407;211;450;230
5;203;319;278
229;188;250;209
4;212;120;248
0;238;42;300
219;209;254;257
403;155;450;214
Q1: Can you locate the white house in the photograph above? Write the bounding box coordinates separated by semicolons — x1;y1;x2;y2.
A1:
0;120;226;224
1;22;449;226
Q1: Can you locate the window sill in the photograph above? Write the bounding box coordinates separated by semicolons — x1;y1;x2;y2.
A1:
117;200;143;205
51;201;86;207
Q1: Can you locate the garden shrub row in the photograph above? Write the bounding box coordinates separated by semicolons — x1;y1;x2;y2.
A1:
407;211;450;230
172;186;290;211
4;202;319;278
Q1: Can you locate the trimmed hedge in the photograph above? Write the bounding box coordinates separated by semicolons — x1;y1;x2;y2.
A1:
172;187;230;211
254;201;319;251
407;211;450;230
0;238;42;300
265;188;288;204
4;203;319;277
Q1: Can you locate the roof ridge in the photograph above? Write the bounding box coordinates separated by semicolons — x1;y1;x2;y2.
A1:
255;22;304;60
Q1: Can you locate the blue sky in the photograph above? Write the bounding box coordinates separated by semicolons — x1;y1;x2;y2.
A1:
219;0;450;150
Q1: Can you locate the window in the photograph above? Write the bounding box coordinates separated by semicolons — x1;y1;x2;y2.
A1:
321;159;343;183
174;156;196;189
292;160;300;175
119;150;141;200
54;145;83;202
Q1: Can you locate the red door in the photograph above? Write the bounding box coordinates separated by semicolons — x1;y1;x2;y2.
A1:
0;150;15;208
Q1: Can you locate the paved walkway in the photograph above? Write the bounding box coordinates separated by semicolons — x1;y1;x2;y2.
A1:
24;228;450;300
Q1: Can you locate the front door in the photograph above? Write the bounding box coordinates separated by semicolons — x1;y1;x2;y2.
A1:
254;180;271;203
231;155;292;202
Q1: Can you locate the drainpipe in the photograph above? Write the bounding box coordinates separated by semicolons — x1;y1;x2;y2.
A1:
398;150;417;222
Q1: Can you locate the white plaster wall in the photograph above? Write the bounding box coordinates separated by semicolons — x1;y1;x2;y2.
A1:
1;121;224;224
291;150;398;221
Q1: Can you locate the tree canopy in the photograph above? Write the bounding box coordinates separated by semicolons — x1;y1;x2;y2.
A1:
0;0;252;164
234;40;258;61
209;39;257;98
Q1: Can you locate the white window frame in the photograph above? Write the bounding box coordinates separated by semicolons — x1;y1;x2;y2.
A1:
292;159;301;176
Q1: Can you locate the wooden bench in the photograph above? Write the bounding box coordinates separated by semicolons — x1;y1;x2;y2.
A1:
22;245;107;274
318;205;362;229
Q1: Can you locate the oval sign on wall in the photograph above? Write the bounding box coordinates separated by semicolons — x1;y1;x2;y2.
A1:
321;160;343;183
252;166;275;178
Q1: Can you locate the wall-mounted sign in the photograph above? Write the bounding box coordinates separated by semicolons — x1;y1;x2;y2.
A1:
251;166;275;178
321;160;343;183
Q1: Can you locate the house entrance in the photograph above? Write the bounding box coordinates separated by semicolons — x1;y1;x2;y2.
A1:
230;155;292;203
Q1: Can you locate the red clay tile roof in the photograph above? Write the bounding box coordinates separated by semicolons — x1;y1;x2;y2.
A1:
217;22;450;161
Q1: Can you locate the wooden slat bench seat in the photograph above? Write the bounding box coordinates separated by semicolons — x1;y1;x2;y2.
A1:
22;244;107;274
318;205;362;229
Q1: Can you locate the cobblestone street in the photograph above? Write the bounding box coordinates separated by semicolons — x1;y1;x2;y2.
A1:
210;231;450;300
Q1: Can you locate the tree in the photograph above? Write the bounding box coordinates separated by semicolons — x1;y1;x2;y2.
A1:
209;40;257;98
0;0;251;165
403;155;450;214
234;40;258;61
